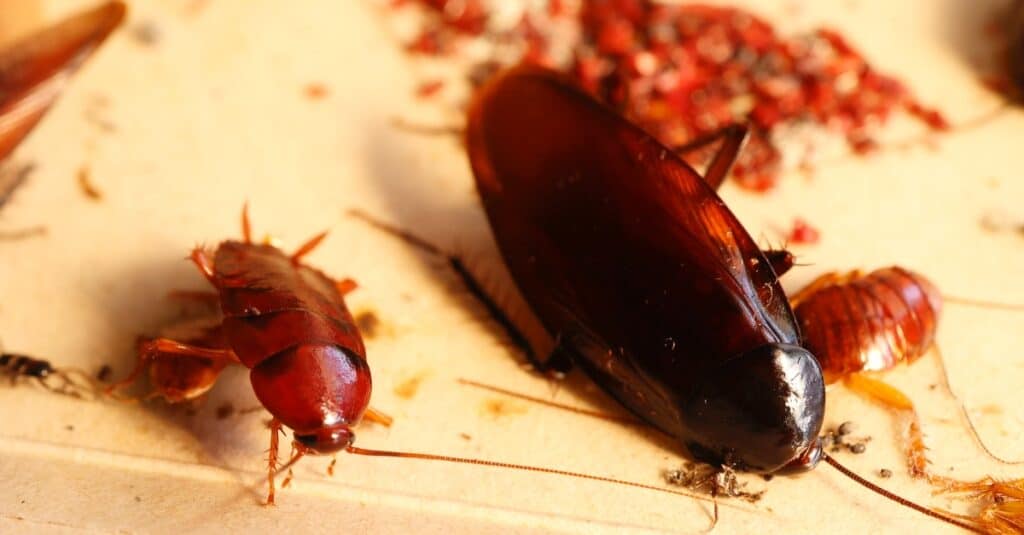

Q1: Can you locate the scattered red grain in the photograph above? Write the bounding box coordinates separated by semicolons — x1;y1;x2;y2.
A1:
788;218;821;245
305;83;329;100
394;1;947;191
416;79;446;99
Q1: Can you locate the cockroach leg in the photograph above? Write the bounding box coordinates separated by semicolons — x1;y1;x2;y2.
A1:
362;407;393;427
291;231;329;265
843;373;928;479
105;338;239;398
445;255;569;373
327;455;337;476
265;418;283;506
934;477;1024;534
241;202;253;244
335;278;358;296
671;124;749;191
267;428;306;505
189;248;217;283
348;210;570;375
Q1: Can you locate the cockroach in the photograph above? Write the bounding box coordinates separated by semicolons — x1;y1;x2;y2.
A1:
0;1;125;162
459;64;976;530
789;267;1024;533
107;206;740;511
1;350;99;399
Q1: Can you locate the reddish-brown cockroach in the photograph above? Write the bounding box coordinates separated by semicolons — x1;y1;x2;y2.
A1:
106;206;742;511
789;267;1024;533
1;350;99;399
457;64;979;531
0;1;125;162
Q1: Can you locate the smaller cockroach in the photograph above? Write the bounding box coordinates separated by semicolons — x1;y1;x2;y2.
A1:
105;205;741;512
0;1;125;162
1;350;98;398
789;267;1024;534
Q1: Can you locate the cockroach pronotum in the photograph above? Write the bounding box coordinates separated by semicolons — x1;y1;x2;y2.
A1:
456;64;978;531
0;1;125;162
106;205;746;511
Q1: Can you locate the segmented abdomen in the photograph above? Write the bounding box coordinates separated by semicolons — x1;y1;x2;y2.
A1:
794;267;942;383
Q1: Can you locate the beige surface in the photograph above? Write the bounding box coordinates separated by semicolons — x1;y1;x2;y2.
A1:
0;1;1022;533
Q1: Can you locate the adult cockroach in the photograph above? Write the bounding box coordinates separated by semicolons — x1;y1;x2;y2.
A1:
0;1;125;162
459;64;976;531
445;262;1023;532
107;206;744;511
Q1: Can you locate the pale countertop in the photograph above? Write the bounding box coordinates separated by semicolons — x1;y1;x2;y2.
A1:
0;1;1022;534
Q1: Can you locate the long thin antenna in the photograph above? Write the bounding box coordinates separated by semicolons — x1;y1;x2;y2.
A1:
456;377;984;531
932;346;1024;465
457;377;646;428
945;295;1024;311
347;445;725;508
822;453;981;533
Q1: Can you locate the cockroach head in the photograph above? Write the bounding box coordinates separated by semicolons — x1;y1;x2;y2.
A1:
679;343;825;474
293;424;355;455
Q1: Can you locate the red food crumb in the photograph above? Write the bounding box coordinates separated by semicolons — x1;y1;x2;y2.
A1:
305;83;329;100
416;79;445;98
396;1;947;191
788;218;821;244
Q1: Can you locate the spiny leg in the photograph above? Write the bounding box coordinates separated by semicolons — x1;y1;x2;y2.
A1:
190;248;217;284
291;231;329;265
363;406;393;427
843;373;928;479
934;477;1024;534
347;209;569;373
335;278;358;296
241;202;253;244
265;418;283;505
673;124;748;191
104;338;239;398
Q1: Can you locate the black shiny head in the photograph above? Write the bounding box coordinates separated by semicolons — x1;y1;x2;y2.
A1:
293;425;355;455
679;343;825;473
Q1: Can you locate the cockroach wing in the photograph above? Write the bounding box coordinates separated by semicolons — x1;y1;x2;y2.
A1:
0;2;125;160
467;65;800;436
212;242;364;368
